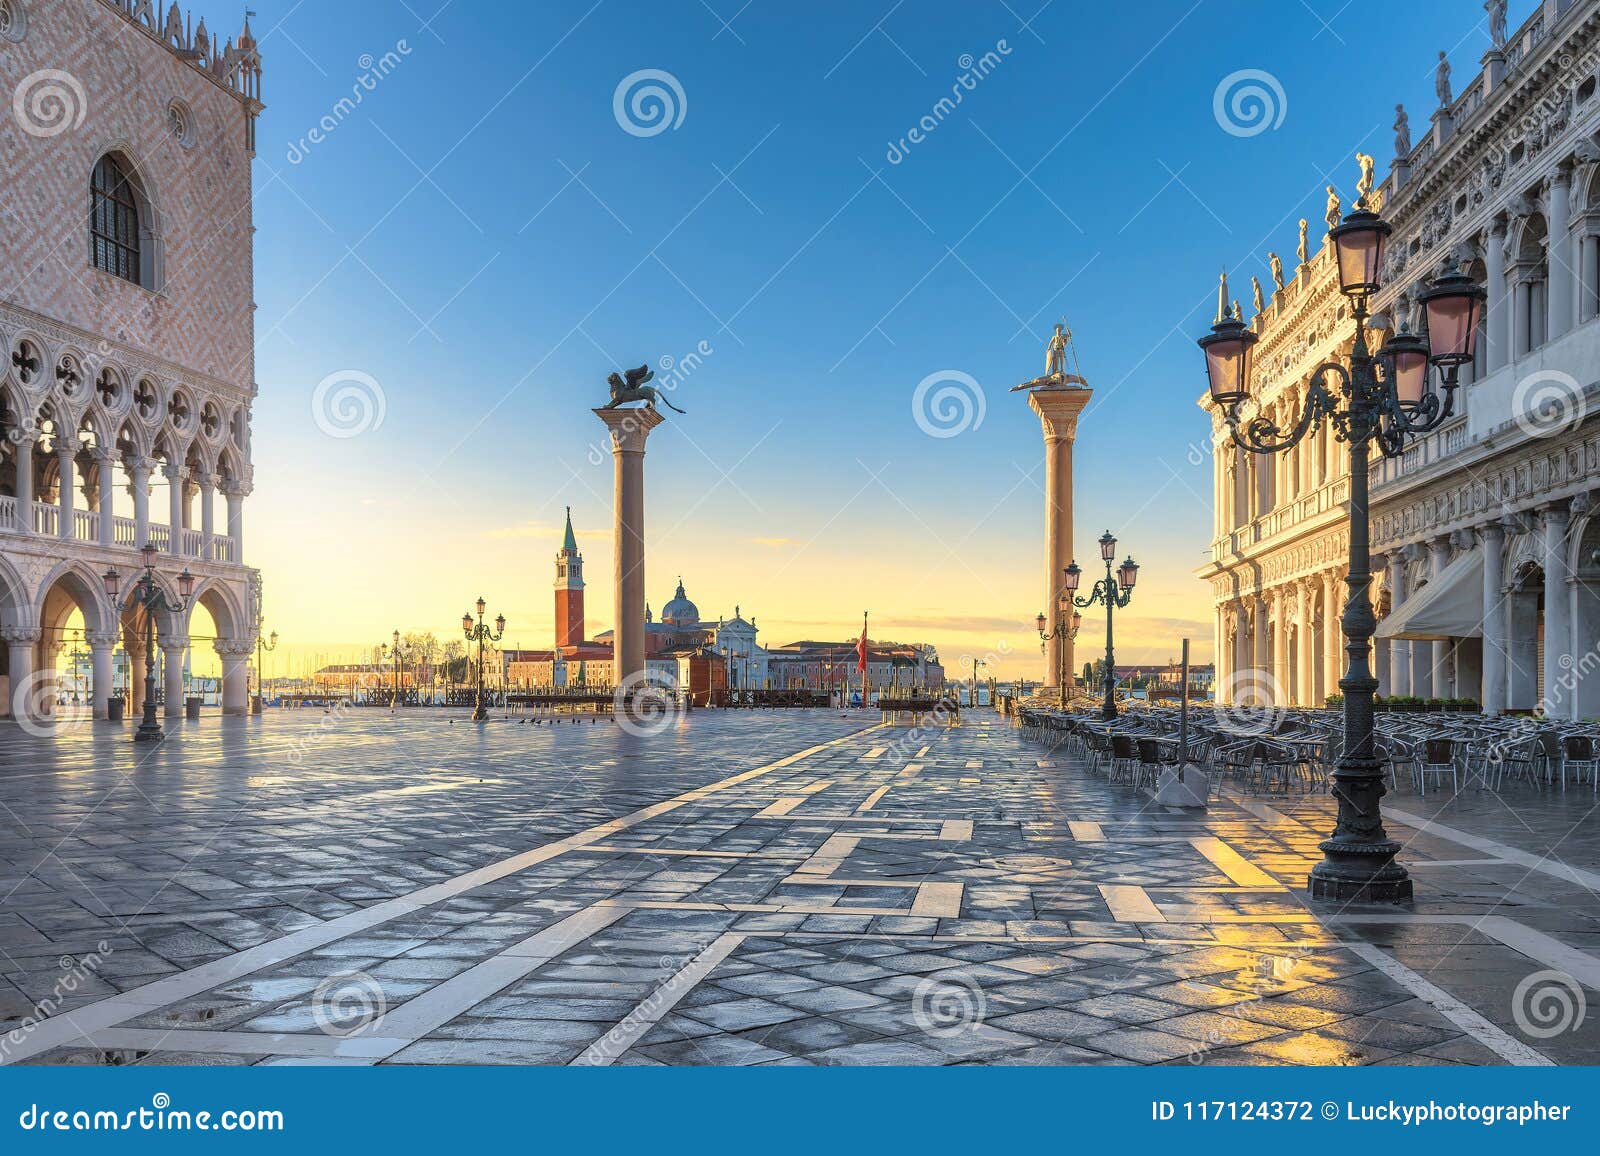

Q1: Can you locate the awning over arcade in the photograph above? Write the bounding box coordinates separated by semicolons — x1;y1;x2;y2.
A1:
1376;547;1484;641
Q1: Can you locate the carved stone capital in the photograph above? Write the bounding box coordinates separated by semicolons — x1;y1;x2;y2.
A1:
0;627;42;645
159;636;191;653
84;631;121;649
214;640;255;658
594;405;666;454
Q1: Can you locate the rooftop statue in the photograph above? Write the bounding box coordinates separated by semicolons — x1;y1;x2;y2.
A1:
1486;0;1507;50
1355;152;1376;208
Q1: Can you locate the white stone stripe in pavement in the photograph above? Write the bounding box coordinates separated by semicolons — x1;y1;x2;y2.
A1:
1385;807;1600;894
0;725;880;1066
1337;939;1553;1066
368;905;630;1041
570;932;745;1066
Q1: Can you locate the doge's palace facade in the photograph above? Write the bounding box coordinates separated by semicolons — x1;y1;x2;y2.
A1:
1201;0;1600;720
0;0;264;723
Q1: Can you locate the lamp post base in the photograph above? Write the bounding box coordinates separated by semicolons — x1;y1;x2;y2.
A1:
1307;840;1413;903
133;724;164;743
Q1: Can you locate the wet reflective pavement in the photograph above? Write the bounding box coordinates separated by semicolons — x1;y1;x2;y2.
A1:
2;709;1597;1065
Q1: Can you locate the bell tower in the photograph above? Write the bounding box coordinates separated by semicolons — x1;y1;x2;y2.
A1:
554;507;585;648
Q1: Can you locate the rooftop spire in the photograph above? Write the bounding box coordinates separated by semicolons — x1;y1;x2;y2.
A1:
562;506;578;552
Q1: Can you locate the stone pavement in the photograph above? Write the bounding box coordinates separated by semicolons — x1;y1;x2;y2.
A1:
1;708;1598;1066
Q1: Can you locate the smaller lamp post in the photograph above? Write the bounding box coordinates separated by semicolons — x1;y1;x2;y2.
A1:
462;598;504;723
1036;574;1083;707
1067;531;1139;720
254;625;278;714
104;545;193;743
382;630;413;710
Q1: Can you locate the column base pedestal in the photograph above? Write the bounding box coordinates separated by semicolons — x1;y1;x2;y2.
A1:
1307;839;1413;903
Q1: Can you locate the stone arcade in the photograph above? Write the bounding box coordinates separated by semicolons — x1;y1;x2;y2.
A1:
0;1;264;724
1200;0;1600;718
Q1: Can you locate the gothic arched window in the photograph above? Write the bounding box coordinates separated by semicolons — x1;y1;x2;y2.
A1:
90;155;142;284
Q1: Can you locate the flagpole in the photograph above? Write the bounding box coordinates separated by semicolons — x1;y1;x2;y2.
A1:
860;611;868;710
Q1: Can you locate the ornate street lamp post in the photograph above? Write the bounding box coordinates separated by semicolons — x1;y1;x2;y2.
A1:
1197;205;1484;903
1036;582;1083;708
382;629;413;710
103;545;193;743
1064;531;1138;721
462;598;505;723
254;621;277;714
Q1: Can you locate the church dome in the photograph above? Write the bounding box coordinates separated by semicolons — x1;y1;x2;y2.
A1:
660;578;699;627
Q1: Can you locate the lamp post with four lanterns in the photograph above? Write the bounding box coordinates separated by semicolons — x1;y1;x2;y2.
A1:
1196;203;1485;902
1036;592;1082;708
1063;531;1138;721
103;544;193;743
462;598;504;723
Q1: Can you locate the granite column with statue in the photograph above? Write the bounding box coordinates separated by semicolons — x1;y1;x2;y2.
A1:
594;364;681;691
1015;324;1092;699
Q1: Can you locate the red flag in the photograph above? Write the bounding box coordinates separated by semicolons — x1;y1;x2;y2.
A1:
856;613;869;673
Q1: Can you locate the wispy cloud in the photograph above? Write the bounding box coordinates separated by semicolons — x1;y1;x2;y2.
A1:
485;522;566;540
748;536;798;548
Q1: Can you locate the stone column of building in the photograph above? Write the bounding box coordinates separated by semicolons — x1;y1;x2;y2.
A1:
216;640;253;715
1234;604;1250;702
94;448;116;547
130;457;152;548
1295;581;1314;705
1480;522;1507;713
1549;165;1574;340
595;406;667;690
1322;569;1342;703
1404;545;1433;699
1028;387;1092;697
2;628;40;721
13;433;35;532
1386;554;1410;697
1542;502;1573;719
56;440;75;540
1251;596;1269;686
1269;589;1290;704
1486;215;1508;370
1213;605;1228;698
165;463;185;554
224;483;246;561
162;638;188;719
125;634;146;716
198;472;216;559
86;631;118;721
1427;537;1453;697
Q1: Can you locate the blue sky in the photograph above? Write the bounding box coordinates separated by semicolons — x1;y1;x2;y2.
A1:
244;0;1518;678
